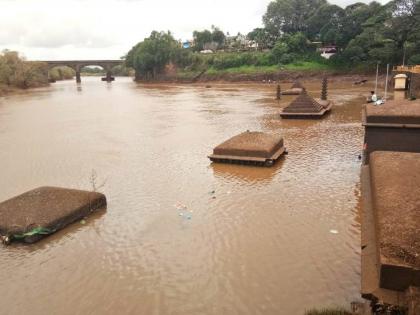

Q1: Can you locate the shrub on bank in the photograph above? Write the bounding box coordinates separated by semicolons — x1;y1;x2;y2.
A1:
49;66;75;81
0;50;49;88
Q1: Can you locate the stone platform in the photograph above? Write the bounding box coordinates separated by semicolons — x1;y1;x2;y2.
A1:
280;91;332;118
0;187;107;244
208;131;286;167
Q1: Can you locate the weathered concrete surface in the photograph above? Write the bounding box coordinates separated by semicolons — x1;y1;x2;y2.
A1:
407;286;420;315
361;165;407;305
281;91;332;118
0;186;107;244
208;131;285;166
361;162;420;313
365;99;420;125
362;100;420;162
369;152;419;291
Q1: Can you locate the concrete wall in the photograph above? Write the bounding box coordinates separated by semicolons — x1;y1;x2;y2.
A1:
410;73;420;97
364;127;420;163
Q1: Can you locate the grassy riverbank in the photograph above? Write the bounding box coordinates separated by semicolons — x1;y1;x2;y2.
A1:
147;60;372;83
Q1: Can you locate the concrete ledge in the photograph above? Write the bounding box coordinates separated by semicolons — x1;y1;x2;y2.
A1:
361;165;408;307
362;152;420;293
362;104;420;163
0;186;107;244
365;100;420;125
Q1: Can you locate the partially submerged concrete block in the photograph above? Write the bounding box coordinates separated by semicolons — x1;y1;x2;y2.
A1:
208;131;286;167
0;187;107;244
362;152;419;294
280;90;332;118
362;99;420;162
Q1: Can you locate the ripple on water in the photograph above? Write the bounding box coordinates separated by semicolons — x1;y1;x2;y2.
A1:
0;78;366;315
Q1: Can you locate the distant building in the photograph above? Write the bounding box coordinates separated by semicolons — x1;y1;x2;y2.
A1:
318;45;337;59
181;40;194;49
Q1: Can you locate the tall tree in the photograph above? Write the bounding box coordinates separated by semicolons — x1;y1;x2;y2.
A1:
306;4;344;42
263;0;327;37
247;28;276;50
125;31;179;79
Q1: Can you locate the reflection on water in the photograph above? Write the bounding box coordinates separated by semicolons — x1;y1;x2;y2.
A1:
0;77;372;315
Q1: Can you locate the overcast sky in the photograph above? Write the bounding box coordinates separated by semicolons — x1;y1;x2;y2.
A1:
0;0;388;60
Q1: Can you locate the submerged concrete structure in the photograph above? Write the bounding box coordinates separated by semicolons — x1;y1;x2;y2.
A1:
0;187;106;244
361;151;420;314
281;81;305;95
362;99;420;163
280;90;332;118
208;131;286;167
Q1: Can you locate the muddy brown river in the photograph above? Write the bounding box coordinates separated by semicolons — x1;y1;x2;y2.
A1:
0;77;378;314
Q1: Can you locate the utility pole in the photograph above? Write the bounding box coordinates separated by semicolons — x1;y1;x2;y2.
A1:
375;62;379;95
384;64;389;102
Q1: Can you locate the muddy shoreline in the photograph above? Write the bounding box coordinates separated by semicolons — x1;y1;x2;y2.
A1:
135;72;385;85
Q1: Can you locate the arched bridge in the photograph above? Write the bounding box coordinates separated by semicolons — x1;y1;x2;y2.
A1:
43;60;124;83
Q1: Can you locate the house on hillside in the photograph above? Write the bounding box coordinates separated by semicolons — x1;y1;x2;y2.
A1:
318;45;337;59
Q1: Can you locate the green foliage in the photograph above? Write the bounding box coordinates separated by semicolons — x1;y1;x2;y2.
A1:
263;0;327;37
126;31;180;79
123;0;420;80
307;4;344;42
247;28;276;50
210;52;273;70
271;42;289;63
408;54;420;65
0;50;48;88
193;26;226;51
81;66;104;74
49;66;75;81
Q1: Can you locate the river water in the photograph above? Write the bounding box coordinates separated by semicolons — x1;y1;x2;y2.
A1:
0;77;372;314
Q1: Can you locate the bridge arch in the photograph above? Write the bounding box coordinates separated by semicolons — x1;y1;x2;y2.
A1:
43;60;124;83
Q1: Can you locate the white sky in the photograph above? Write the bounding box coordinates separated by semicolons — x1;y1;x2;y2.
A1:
0;0;388;60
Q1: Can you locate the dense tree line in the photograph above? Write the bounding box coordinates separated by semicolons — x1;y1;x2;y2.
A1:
0;50;75;89
126;0;420;79
0;50;49;88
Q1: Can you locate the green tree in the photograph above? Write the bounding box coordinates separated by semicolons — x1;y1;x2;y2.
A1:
0;50;48;88
126;31;179;79
193;30;212;51
263;0;327;37
247;28;276;50
271;41;290;63
211;26;226;47
307;4;344;42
